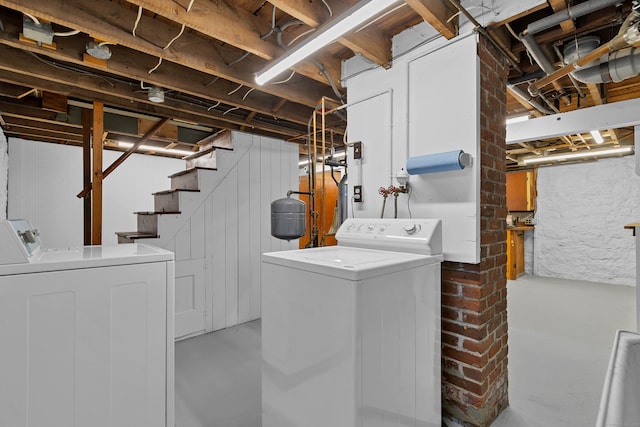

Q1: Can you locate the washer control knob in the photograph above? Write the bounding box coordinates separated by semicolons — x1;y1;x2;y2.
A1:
403;223;417;235
367;224;375;231
378;225;386;232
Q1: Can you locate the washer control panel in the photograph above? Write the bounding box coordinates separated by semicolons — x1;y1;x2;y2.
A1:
336;218;442;255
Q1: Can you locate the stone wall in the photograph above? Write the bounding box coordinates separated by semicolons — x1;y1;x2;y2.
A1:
534;156;640;286
440;35;509;427
0;127;7;220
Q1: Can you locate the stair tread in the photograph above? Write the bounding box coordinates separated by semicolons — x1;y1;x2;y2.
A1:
153;188;200;195
134;211;181;215
115;231;158;239
183;146;216;161
168;166;216;178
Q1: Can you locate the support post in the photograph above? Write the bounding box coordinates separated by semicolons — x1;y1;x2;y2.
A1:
91;101;104;245
82;108;92;245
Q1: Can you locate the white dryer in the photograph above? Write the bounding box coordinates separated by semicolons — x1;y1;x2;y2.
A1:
262;218;443;427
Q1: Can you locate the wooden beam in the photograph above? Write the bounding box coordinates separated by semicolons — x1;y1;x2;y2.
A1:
405;0;458;40
91;101;104;245
0;0;336;105
0;81;35;98
78;117;171;199
587;82;622;143
0;45;309;138
269;0;393;68
548;0;576;33
82;108;91;245
121;0;342;88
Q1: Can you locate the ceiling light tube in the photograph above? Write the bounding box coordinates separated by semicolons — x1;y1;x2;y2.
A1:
590;130;604;144
118;141;194;156
521;146;633;165
255;0;401;85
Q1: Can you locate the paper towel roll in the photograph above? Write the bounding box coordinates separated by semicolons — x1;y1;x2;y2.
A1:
406;150;472;175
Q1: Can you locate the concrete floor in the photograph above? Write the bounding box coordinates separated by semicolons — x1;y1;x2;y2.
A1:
175;275;636;427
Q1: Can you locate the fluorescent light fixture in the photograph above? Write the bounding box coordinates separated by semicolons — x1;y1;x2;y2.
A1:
590;130;604;144
506;114;530;125
521;146;632;165
255;0;400;85
118;141;194;156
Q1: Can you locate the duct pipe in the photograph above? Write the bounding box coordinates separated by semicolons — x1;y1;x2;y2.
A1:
571;46;640;83
530;7;640;95
524;0;624;36
507;84;556;115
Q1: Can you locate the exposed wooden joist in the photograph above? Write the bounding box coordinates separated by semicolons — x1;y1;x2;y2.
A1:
548;0;576;33
122;0;342;89
0;81;35;98
587;82;622;143
405;0;458;40
268;0;393;68
0;14;319;127
0;0;336;106
0;45;310;138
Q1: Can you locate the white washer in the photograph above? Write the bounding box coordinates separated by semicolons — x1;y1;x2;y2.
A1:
0;220;175;427
262;218;443;427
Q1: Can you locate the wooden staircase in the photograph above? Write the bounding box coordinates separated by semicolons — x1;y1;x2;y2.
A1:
116;131;233;244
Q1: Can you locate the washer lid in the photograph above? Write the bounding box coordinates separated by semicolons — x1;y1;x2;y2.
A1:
262;246;442;281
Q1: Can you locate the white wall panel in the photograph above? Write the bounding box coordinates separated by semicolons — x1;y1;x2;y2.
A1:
534;156;640;286
210;184;227;331
249;141;262;321
0;128;7;220
7;138;181;248
237;149;252;323
343;34;480;263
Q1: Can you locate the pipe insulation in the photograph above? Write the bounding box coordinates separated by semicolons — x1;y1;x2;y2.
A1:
406;150;472;175
571;46;640;83
525;0;624;36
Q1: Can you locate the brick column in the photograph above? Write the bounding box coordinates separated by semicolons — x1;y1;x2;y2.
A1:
441;35;509;427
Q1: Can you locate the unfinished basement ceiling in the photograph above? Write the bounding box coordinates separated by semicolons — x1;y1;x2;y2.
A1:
0;0;637;166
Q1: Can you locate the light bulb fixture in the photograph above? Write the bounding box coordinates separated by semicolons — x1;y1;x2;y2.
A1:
86;41;112;60
255;0;401;85
521;146;632;165
147;86;165;103
395;168;409;187
506;113;530;125
590;130;604;144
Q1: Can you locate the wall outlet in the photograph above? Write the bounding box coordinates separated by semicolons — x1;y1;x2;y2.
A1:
353;185;363;202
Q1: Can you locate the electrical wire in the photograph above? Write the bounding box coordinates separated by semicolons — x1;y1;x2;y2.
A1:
227;51;250;67
227;83;243;95
164;24;186;50
271;70;296;84
207;101;221;111
204;76;219;87
242;88;255;100
148;57;163;74
223;106;239;115
133;6;143;37
321;0;333;17
287;28;315;47
260;5;277;40
53;30;80;37
23;13;40;25
186;0;196;12
26;51;116;87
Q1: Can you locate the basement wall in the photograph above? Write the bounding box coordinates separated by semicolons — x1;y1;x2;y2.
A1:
533;156;640;286
0;127;7;220
7;138;181;247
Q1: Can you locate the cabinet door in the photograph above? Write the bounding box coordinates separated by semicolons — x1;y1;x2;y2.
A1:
0;263;168;427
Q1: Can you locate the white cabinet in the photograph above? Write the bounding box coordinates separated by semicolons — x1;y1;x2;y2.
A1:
0;244;174;427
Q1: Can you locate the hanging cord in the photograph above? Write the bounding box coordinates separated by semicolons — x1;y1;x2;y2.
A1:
132;6;143;37
147;23;185;74
227;83;243;95
223;106;239;115
271;70;296;85
261;5;278;40
207;101;221;111
242;88;255;100
227;51;250;67
185;0;196;12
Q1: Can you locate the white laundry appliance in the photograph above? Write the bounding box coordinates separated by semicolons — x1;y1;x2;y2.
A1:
0;219;175;427
262;218;443;427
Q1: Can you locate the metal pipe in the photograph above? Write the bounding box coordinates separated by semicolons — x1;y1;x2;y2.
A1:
530;22;640;95
552;43;586;99
525;0;624;36
507;84;556;115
